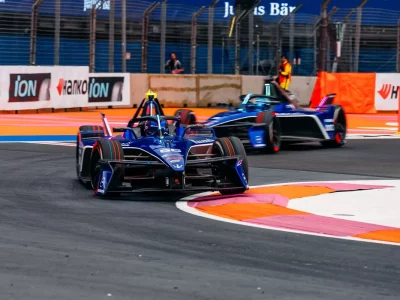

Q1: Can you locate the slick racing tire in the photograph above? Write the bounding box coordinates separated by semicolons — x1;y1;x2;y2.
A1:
321;106;347;148
89;138;124;197
256;111;282;154
212;137;248;195
174;109;196;125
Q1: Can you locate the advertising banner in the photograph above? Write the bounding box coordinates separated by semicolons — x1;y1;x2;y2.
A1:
8;73;51;103
51;66;89;109
0;67;130;110
87;73;130;107
0;66;55;110
2;0;399;24
375;74;400;111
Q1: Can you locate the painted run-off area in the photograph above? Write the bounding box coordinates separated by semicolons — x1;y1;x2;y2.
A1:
180;181;400;245
0;108;398;136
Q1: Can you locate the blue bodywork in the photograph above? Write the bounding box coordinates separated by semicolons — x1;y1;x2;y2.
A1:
197;81;346;149
76;98;249;195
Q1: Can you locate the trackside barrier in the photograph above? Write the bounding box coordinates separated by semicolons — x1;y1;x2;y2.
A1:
0;66;131;111
310;72;400;114
0;67;315;111
131;74;315;108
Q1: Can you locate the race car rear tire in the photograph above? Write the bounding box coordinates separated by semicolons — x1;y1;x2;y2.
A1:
89;138;124;197
174;109;196;125
256;111;281;154
321;107;346;148
79;125;105;139
212;137;248;195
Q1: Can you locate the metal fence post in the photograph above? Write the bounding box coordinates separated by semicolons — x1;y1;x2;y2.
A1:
354;0;368;72
343;10;355;72
121;0;127;72
276;4;302;73
54;0;61;65
255;34;260;75
326;7;338;72
313;16;319;75
29;0;44;65
221;36;225;74
248;12;254;75
233;1;260;75
109;0;115;72
319;0;331;72
191;6;207;74
142;2;160;73
396;19;400;72
89;7;96;72
289;13;294;64
160;0;167;74
207;0;219;74
89;0;107;73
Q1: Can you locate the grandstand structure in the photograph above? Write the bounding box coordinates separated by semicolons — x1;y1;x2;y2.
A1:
0;0;399;75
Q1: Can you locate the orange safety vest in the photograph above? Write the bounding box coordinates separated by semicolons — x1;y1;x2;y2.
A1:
278;61;292;90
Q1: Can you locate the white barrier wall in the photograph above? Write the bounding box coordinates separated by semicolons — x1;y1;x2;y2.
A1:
0;67;316;111
0;66;131;111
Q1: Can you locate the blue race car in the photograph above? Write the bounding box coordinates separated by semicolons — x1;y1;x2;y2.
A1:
175;79;347;154
76;90;249;197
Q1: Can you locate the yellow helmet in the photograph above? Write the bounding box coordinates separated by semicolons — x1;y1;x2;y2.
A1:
145;89;157;100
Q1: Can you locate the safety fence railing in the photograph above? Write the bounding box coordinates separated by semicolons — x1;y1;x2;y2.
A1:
0;0;399;75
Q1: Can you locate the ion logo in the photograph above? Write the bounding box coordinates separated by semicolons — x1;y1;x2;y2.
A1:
57;78;88;96
88;76;124;103
14;75;36;97
8;73;51;102
89;78;109;98
378;84;400;100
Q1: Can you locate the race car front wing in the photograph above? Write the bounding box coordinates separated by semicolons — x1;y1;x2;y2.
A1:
93;155;249;195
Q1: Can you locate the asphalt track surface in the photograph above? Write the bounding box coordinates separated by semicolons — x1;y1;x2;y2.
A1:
0;140;400;300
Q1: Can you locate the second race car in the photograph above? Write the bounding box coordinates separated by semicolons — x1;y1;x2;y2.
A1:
175;79;347;154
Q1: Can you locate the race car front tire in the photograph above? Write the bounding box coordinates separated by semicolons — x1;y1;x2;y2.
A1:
212;137;248;195
256;111;282;154
89;138;124;197
174;109;196;125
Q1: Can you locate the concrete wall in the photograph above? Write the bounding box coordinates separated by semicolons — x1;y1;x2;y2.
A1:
148;74;197;107
129;74;317;107
198;75;242;107
289;76;317;106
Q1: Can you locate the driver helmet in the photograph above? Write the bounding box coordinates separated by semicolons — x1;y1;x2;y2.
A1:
142;119;169;137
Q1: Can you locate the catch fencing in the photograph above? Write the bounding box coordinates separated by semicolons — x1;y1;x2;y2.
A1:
0;0;399;75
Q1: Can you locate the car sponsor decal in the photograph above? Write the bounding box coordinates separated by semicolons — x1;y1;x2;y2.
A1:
324;124;335;131
190;138;214;144
159;148;181;153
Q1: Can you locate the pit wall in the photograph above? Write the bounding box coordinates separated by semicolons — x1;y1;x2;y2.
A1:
1;66;398;114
